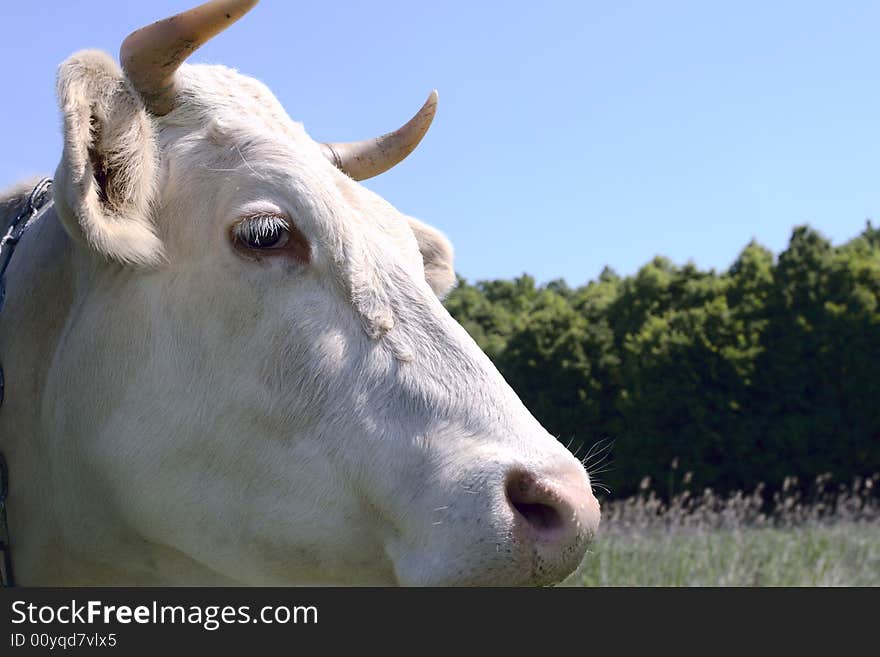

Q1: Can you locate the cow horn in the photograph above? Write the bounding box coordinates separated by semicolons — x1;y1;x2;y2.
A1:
322;90;438;180
120;0;259;116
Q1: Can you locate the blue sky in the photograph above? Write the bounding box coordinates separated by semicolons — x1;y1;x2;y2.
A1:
2;1;879;285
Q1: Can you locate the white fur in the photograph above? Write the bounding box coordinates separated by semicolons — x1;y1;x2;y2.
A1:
54;51;163;266
0;54;598;586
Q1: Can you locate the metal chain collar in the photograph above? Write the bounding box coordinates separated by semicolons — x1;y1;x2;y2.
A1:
0;177;54;587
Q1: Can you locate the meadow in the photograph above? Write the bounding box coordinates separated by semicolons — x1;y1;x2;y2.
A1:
565;474;880;586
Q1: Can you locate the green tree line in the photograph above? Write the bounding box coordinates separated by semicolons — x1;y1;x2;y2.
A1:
444;223;880;498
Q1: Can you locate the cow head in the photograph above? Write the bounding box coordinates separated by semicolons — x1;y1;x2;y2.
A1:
47;0;599;585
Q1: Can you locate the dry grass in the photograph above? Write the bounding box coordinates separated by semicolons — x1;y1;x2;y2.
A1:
566;473;880;586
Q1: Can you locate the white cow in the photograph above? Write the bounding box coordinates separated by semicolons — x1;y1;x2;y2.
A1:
0;0;599;586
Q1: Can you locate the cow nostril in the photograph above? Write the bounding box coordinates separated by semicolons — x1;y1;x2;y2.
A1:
510;501;563;531
505;470;564;534
501;464;600;583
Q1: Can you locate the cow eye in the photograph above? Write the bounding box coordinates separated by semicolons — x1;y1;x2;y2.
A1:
233;214;291;250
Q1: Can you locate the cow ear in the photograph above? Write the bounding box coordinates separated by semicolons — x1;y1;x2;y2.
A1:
52;50;164;267
406;216;456;298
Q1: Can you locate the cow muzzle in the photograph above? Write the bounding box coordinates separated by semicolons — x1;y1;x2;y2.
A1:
503;464;600;584
388;455;600;586
506;466;599;550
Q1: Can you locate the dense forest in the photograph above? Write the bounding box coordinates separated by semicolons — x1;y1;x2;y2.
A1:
444;223;880;498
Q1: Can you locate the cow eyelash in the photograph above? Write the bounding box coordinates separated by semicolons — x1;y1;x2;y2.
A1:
233;214;291;250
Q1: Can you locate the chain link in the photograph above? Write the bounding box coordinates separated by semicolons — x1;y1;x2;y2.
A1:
0;177;54;587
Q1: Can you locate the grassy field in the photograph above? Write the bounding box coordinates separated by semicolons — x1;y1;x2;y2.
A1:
565;474;880;586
